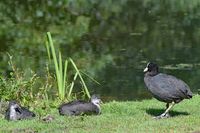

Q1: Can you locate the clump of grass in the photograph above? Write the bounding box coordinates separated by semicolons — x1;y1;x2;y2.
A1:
46;32;90;101
0;54;53;109
0;54;39;105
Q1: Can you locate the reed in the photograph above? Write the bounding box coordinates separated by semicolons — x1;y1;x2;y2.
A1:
46;32;90;100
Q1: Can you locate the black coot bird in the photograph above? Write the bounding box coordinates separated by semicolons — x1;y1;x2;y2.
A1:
143;62;193;119
5;100;35;121
58;95;101;116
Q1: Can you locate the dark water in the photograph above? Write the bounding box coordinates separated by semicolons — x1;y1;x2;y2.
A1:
85;1;200;101
91;62;200;101
1;1;200;101
87;35;200;101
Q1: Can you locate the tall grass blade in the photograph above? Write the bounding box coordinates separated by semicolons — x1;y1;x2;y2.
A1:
45;40;51;61
68;72;78;98
58;51;64;99
46;32;62;99
63;60;68;97
69;58;91;98
81;71;101;85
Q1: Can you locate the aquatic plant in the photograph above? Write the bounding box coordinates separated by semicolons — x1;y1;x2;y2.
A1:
46;32;90;100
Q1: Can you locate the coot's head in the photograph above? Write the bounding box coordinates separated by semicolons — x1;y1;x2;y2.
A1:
8;100;20;110
91;95;101;105
143;62;159;76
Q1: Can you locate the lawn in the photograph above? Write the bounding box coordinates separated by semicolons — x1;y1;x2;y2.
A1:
0;95;199;133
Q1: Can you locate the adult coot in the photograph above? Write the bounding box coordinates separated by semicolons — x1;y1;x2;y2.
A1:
143;62;193;119
5;100;35;121
58;95;101;116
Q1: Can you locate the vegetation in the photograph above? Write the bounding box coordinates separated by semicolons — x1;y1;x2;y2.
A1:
0;1;199;132
0;95;199;133
0;54;44;105
46;32;90;100
0;32;92;105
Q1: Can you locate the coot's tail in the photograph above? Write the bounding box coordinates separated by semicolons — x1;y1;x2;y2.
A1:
186;89;193;99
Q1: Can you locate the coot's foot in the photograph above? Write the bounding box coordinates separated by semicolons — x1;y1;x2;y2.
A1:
153;113;171;119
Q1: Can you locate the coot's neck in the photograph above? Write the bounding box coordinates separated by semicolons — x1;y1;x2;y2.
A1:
91;101;101;114
145;71;158;77
92;101;100;108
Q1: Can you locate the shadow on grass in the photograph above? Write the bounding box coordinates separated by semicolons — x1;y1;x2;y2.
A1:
146;108;189;117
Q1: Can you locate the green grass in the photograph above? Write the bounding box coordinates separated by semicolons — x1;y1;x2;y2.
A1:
1;95;200;133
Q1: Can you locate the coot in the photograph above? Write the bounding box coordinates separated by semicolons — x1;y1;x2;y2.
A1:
143;62;193;119
58;95;101;116
5;100;35;121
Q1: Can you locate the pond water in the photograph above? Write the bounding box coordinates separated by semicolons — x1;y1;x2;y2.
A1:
87;28;200;101
85;1;200;101
1;1;200;101
90;61;200;101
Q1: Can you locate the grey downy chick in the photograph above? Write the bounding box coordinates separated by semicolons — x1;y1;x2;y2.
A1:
5;100;35;121
58;95;101;116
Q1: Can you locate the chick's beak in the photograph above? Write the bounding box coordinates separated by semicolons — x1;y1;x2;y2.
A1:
143;67;148;72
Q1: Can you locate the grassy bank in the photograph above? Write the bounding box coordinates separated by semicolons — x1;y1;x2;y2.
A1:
0;95;199;133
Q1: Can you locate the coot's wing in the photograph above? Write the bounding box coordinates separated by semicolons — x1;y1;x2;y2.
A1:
58;100;86;110
148;73;192;102
74;103;99;115
20;107;35;118
58;100;88;115
159;74;192;97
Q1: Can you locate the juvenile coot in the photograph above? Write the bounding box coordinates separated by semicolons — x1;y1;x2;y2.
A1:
143;62;193;119
58;95;101;116
5;100;35;121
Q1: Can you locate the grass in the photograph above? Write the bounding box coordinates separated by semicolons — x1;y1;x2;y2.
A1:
0;95;200;133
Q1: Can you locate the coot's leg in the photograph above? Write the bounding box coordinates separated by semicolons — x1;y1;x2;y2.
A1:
162;103;171;117
166;103;169;109
155;102;175;119
163;103;170;117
